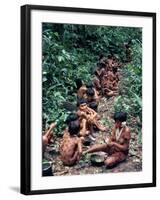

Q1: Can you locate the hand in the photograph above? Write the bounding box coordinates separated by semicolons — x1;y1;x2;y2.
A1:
82;150;88;155
101;126;108;132
108;141;115;147
50;122;56;129
105;137;110;144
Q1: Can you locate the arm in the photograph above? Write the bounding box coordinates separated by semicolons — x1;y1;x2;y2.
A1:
87;106;97;118
111;129;130;151
111;142;129;151
45;122;56;138
94;88;100;101
79;118;87;137
76;138;83;160
105;88;112;92
77;110;88;119
77;138;83;154
110;127;116;141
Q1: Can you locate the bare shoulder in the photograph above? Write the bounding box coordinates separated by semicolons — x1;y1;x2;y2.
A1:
77;110;83;116
124;126;131;139
75;136;80;144
125;126;130;133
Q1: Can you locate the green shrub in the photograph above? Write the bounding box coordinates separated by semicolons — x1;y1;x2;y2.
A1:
42;23;142;136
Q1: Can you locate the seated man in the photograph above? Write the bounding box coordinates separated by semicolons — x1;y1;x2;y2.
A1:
86;88;99;106
86;82;100;103
76;79;87;99
59;121;83;166
84;112;131;168
102;72;119;97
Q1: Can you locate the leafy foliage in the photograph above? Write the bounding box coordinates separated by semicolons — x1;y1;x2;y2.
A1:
113;39;142;143
42;23;142;136
114;40;142;119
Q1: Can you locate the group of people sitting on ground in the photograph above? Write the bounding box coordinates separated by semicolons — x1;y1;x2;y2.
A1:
93;54;121;97
42;54;131;169
59;111;130;168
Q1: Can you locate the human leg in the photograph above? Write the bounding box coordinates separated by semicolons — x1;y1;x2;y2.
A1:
84;143;108;154
104;152;127;168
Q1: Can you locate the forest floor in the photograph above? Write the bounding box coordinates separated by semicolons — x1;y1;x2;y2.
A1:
44;68;142;176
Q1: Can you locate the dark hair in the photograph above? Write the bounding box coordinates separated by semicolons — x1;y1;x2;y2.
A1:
113;67;118;74
94;70;99;76
75;78;83;90
97;62;105;69
86;82;93;88
99;54;105;60
88;101;98;111
108;55;112;59
66;113;79;125
86;88;95;97
125;44;130;48
68;121;80;135
77;97;87;107
114;112;127;122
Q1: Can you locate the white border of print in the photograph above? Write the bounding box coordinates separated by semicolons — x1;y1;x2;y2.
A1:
31;10;153;190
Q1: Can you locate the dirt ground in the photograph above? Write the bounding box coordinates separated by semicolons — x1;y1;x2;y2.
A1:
43;94;142;176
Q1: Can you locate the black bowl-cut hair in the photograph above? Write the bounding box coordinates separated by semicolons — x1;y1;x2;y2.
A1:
68;121;80;136
113;67;118;74
99;53;105;60
75;78;83;90
114;112;127;122
88;101;98;111
65;113;79;125
86;82;93;88
108;55;113;59
86;88;95;97
77;97;88;107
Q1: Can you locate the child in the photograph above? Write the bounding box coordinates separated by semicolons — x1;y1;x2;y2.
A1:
60;121;83;166
77;98;107;133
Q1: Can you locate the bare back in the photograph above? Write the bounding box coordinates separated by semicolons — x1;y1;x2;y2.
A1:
60;132;79;165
